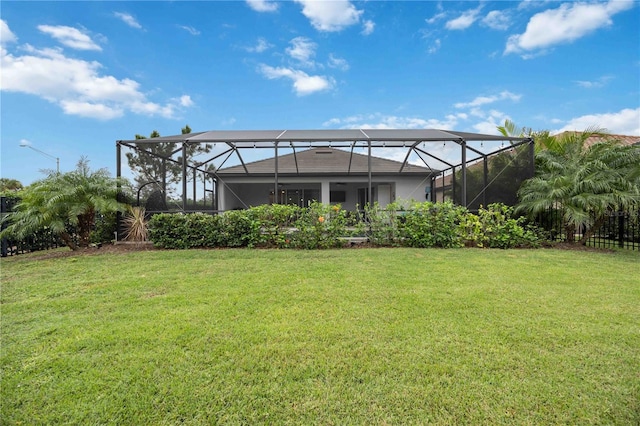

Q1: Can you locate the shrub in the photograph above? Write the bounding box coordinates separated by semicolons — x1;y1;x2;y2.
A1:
217;210;261;248
460;204;541;248
247;204;300;248
91;211;118;244
122;206;148;242
147;202;541;250
363;201;405;246
291;202;347;249
148;213;192;249
184;213;224;248
149;211;263;249
400;201;467;248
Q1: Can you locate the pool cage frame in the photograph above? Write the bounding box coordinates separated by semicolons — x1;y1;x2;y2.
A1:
116;129;534;216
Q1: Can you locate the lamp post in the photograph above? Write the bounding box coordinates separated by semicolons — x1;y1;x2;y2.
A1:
19;140;60;173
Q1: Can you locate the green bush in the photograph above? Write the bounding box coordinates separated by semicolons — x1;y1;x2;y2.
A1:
149;211;261;249
148;213;193;249
247;204;300;248
91;211;118;244
184;213;224;247
147;202;540;250
460;204;541;248
401;201;467;248
217;209;261;248
291;202;347;249
363;201;405;246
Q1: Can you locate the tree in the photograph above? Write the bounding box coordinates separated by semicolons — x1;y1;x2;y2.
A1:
515;129;640;244
125;125;213;201
497;119;556;153
0;178;23;193
1;158;128;250
452;147;534;209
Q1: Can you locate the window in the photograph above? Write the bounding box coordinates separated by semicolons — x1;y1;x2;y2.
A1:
330;190;346;203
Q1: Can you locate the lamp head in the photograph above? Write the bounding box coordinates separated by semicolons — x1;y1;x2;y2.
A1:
19;139;31;147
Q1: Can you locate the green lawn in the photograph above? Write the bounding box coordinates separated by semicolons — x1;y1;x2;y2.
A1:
1;248;639;424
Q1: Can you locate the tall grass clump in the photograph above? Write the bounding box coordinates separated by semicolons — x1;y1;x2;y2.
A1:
122;206;148;242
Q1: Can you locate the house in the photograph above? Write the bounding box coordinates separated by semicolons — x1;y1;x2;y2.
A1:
554;131;640;147
215;147;437;211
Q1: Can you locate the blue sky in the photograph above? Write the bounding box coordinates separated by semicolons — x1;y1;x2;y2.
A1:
1;0;639;185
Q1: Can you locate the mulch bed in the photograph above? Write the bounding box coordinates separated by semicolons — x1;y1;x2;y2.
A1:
3;240;619;261
3;242;158;261
551;242;615;253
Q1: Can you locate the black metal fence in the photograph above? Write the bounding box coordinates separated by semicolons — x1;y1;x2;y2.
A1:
1;196;64;257
537;207;639;251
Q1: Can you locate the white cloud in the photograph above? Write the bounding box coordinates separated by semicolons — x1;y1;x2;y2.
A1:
426;12;447;25
114;12;142;29
554;107;640;136
361;20;375;35
454;91;521;108
37;25;102;51
294;0;363;32
505;1;634;56
517;0;554;11
328;53;349;71
129;100;176;117
1;41;192;120
471;110;511;135
469;107;485;118
245;37;273;53
246;0;279;13
574;75;614;88
258;64;334;96
286;37;317;67
177;95;194;107
322;112;473;166
428;39;441;54
320;109;520;164
178;25;200;36
323;91;521;141
222;117;237;126
323;113;465;130
60;100;123;120
1;19;18;45
445;6;482;30
482;10;511;31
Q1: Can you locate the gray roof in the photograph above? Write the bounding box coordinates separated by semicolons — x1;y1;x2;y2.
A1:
217;147;436;176
120;129;528;147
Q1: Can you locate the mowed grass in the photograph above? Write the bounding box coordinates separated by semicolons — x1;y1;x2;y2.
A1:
1;248;639;425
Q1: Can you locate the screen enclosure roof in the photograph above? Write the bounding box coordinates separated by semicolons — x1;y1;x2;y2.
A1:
118;129;530;148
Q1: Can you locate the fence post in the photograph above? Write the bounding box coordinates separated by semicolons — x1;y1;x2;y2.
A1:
1;196;9;257
618;211;625;248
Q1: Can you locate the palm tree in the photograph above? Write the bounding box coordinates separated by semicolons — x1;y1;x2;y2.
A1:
497;119;557;152
515;129;640;244
1;158;128;250
0;178;23;192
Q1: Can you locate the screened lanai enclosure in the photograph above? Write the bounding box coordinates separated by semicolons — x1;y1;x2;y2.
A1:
116;129;534;214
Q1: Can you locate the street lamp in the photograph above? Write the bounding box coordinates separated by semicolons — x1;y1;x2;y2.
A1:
19;140;60;173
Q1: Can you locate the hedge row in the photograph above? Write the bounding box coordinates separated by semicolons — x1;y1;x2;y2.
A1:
148;202;540;249
367;201;543;248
